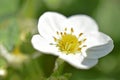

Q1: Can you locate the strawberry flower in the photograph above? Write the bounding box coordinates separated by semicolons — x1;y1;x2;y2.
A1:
0;45;28;67
31;12;114;69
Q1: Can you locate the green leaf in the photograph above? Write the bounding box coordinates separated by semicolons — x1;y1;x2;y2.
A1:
0;57;7;69
43;0;99;16
0;18;20;51
6;58;46;80
95;0;120;42
0;0;19;18
19;0;43;18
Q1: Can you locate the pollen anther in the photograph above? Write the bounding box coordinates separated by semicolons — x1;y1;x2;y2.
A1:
64;28;67;31
53;37;57;41
53;28;87;54
79;33;83;37
56;31;59;35
60;32;63;35
71;28;74;33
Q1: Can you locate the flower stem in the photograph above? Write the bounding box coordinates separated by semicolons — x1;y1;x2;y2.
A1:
51;58;65;77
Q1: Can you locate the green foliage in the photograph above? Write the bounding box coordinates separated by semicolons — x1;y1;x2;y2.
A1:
0;57;7;69
6;58;44;80
20;33;36;54
0;0;19;18
47;73;72;80
0;18;20;51
47;58;72;80
95;0;120;42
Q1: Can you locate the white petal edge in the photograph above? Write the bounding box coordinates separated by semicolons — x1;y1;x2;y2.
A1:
67;15;98;35
58;53;98;69
38;12;67;41
85;32;114;59
86;40;113;59
85;32;112;48
31;34;59;56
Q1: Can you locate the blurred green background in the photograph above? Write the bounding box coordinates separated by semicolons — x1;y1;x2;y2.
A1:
0;0;120;80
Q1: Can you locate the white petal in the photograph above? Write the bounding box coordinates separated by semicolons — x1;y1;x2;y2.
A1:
68;15;98;34
85;32;112;47
85;32;114;59
58;53;98;69
0;45;28;65
31;34;58;56
86;40;113;59
0;45;12;61
81;58;98;69
0;69;6;76
38;12;67;41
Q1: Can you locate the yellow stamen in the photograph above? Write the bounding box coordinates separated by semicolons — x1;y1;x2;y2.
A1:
71;28;74;33
79;33;83;37
53;27;87;54
79;41;82;45
83;38;87;42
64;32;66;35
82;45;87;47
53;37;57;42
56;31;59;35
13;47;21;55
64;28;67;31
60;32;63;35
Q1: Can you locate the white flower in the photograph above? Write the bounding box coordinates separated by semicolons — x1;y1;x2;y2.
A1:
31;12;114;69
0;69;7;77
0;45;28;67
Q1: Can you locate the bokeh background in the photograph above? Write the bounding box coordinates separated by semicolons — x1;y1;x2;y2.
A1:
0;0;120;80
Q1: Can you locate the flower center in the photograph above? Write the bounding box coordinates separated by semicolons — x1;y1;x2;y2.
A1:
53;28;87;54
